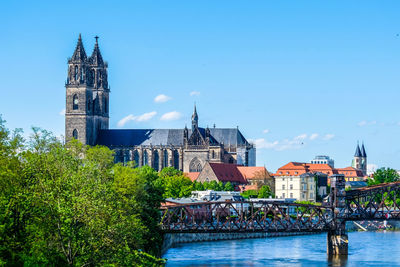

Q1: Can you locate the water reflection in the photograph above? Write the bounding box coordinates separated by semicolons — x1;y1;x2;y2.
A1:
164;232;400;267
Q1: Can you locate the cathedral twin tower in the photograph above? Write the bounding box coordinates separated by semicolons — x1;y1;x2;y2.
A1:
65;34;109;145
65;35;256;172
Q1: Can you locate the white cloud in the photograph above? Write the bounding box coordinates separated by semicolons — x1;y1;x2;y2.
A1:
358;120;377;127
323;134;335;140
154;94;172;103
262;129;270;134
309;133;319;140
190;91;200;96
59;109;65;116
250;132;335;151
117;111;157;127
367;164;378;175
160;111;182;121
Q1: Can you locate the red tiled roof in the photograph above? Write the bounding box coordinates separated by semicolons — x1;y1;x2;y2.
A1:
184;172;200;182
209;163;247;184
237;166;271;179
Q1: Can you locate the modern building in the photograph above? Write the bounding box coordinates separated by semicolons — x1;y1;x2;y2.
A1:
64;35;255;173
274;174;316;202
311;155;334;168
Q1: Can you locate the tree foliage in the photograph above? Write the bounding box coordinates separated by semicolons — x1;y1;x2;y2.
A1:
0;117;165;266
368;167;400;186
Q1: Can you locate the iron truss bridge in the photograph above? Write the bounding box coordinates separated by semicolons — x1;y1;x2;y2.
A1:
160;181;400;233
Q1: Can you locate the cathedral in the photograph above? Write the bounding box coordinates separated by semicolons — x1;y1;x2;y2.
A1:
65;35;256;172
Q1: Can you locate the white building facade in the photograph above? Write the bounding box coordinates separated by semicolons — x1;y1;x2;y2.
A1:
274;175;316;202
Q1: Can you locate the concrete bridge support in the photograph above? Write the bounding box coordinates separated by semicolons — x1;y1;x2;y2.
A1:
328;174;348;256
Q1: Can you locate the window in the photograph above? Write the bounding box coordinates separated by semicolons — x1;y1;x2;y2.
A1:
212;150;215;159
294;171;298;175
173;150;179;169
290;193;293;198
133;150;139;167
286;171;289;175
282;193;285;198
290;177;293;181
143;150;148;166
310;193;313;198
163;150;168;168
279;171;282;174
282;184;285;190
290;184;293;190
189;157;202;172
74;66;78;81
153;150;159;171
73;94;79;110
302;193;305;199
282;178;285;181
72;129;78;139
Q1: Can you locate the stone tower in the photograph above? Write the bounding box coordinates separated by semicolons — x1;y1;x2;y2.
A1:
351;142;367;175
65;35;109;145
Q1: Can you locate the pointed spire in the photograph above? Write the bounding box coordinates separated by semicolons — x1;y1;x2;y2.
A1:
354;142;362;157
361;142;367;157
70;34;87;62
191;103;198;131
90;35;104;66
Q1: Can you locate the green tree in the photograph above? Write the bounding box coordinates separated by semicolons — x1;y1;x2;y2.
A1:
368;167;400;186
193;181;204;191
209;180;218;190
0;118;165;266
223;182;234;191
258;185;272;198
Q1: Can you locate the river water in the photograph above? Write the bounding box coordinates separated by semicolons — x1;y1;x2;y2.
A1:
164;231;400;266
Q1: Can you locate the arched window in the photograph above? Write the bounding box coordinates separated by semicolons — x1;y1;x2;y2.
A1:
143;150;148;166
173;150;179;169
80;67;83;82
189;158;202;172
163;150;168;168
133;150;139;167
72;129;78;139
73;94;79;110
153;150;159;171
74;66;78;81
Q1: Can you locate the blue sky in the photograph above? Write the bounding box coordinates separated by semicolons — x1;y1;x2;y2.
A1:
1;1;400;172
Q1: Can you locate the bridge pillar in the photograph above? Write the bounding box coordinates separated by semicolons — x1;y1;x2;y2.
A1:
327;174;348;256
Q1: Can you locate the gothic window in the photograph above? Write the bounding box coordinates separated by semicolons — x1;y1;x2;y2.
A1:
74;66;78;81
173;150;179;169
143;150;148;166
133;150;139;167
123;150;130;166
189;158;202;172
87;99;91;112
163;150;168;168
153;151;159;171
80;67;83;82
73;94;79;110
211;150;215;159
72;129;78;140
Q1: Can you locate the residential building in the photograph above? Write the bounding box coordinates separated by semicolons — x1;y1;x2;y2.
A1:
274;174;316;202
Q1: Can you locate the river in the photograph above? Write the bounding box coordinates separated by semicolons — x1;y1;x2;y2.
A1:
164;231;400;266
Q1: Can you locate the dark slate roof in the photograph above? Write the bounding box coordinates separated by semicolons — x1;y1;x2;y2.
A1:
361;144;367;157
96;127;249;147
354;144;362;157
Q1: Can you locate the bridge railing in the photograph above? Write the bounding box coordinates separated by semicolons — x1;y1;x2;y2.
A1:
343;181;400;221
160;201;334;233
